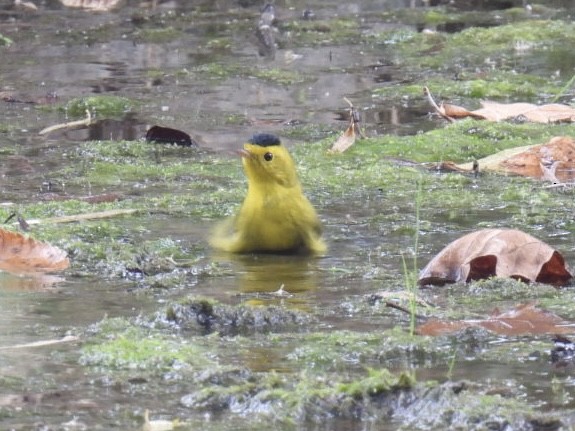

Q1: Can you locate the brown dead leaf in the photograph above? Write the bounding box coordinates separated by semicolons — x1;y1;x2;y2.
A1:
328;121;355;153
498;136;575;182
417;303;575;336
439;101;575;123
328;98;365;153
0;228;69;274
456;136;575;182
418;228;572;287
441;103;485;120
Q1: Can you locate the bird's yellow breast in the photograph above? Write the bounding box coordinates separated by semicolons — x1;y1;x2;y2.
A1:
209;134;326;255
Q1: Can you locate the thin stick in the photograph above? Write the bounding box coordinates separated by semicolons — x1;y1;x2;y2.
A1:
0;335;79;350
17;209;138;226
384;300;427;321
344;97;366;138
551;73;575;103
424;86;455;123
39;109;92;135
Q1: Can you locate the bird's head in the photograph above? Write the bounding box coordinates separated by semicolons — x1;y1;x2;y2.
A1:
240;133;299;188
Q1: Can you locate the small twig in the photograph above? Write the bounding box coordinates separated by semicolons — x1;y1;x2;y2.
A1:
423;86;455;123
551;72;575;103
0;335;79;350
3;212;16;224
543;182;574;189
272;283;293;297
384;300;428;321
39;109;92;135
13;209;138;226
344;97;366;138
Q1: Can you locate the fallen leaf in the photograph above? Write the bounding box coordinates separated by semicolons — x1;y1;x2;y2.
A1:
417;303;575;336
328;98;365;153
328;121;355;153
145;125;196;147
418;228;572;287
0;228;69;274
457;136;575;183
440;101;575;123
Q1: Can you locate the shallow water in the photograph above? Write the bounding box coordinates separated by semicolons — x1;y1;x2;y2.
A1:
1;0;575;429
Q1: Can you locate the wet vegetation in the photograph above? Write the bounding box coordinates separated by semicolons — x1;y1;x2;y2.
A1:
1;0;575;430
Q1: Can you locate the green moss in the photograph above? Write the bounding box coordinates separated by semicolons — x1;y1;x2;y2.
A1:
133;26;180;43
285;327;448;371
80;317;213;370
376;20;575;90
193;62;238;79
63;96;137;118
377;6;498;28
282;17;360;46
0;33;13;46
205;37;232;51
250;67;306;86
441;278;558;312
193;62;306;85
338;368;416;398
452;20;574;50
0;124;15;134
375;72;555;100
340;121;575;164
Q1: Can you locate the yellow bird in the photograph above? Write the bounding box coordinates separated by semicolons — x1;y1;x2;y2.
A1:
210;133;326;255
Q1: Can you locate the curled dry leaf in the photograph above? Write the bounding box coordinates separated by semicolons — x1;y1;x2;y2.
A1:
0;228;69;274
328;121;355;153
435;136;575;183
328;98;364;153
456;136;575;183
439;101;575;123
416;303;575;336
418;228;572;287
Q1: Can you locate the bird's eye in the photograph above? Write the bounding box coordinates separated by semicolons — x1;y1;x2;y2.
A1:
263;152;273;161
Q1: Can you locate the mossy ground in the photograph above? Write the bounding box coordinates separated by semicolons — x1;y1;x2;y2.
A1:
4;112;575;431
3;2;575;430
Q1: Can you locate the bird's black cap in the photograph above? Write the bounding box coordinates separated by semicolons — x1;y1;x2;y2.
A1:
248;133;281;147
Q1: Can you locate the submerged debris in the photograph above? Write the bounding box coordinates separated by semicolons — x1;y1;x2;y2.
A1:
145;125;197;147
551;335;575;366
162;296;314;335
255;3;277;58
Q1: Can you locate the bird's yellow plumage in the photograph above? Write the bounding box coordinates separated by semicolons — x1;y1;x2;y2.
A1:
210;133;326;255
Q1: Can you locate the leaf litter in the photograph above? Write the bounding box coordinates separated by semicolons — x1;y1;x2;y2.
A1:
418;228;572;287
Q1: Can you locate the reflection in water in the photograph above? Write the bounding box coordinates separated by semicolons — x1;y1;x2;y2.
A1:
210;251;321;371
214;252;319;293
211;252;321;309
0;271;66;291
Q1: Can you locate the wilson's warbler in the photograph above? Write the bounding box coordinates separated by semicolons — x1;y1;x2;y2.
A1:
210;133;326;255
